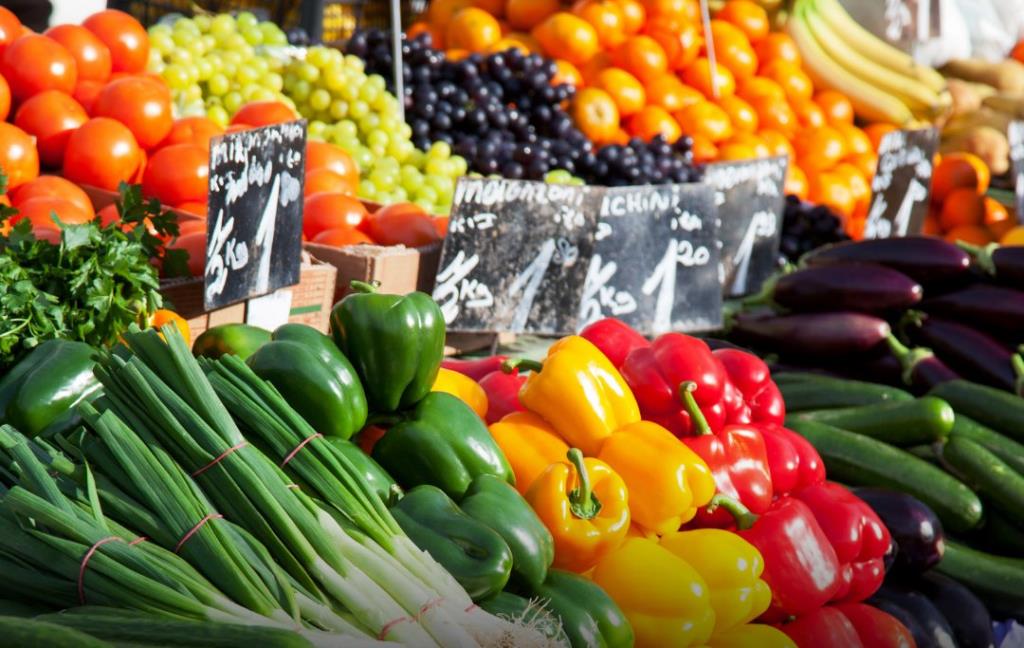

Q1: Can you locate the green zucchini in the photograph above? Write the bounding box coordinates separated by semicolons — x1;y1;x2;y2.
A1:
940;436;1024;520
0;617;111;648
34;614;313;648
787;419;983;533
779;378;913;411
950;415;1024;475
936;541;1024;620
786;396;954;446
930;380;1024;443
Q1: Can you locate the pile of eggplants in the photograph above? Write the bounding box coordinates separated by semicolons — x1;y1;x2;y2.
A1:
728;237;1024;396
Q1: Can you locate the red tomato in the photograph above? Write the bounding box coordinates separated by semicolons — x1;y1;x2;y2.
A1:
1;34;77;102
0;73;9;121
230;101;299;127
0;7;21;54
14;90;88;167
93;76;172;150
132;147;147;184
312;225;375;247
142;144;208;207
45;24;111;83
362;202;441;247
160;116;224;150
82;10;148;74
0;122;39;189
97;202;119;227
72;79;103;113
305;168;354;198
175;201;208;217
168;231;207;277
13;196;94;229
302;193;369;240
63;117;141;191
306;141;360;193
11;176;93;213
177;218;207;236
32;226;61;244
433;215;449;237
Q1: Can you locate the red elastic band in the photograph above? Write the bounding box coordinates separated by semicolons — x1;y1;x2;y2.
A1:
129;536;148;546
464;604;478;613
174;514;224;553
286;484;300;489
78;537;123;604
280;434;322;468
377;615;413;640
192;442;249;477
418;597;445;618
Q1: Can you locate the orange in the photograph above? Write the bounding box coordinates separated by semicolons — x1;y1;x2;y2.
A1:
785;164;808;200
754;32;801;67
719;132;770;160
675;100;733;143
939;188;985;230
792;99;826;128
610;127;630;145
848;151;879;179
407;21;444;48
612;35;668;83
488;36;531;54
750;95;797;138
864;123;898;151
793;125;847;171
532;12;600;65
760;59;813;103
573;0;627;48
983;196;1011;228
552;59;584;86
708;20;758;80
808;170;855;219
447;48;471;60
627;105;682;142
690;133;718;163
506;0;560;30
644;21;701;71
759;128;794;159
922;214;941;236
833;162;870;212
815;89;854;124
429;0;472;31
833;122;872;157
716;1;769;44
718;94;758;132
572;87;620;144
613;0;646;34
645;73;700;112
945;225;993;245
642;0;690;21
473;0;506;16
681;57;736;98
932;152;990;202
738;75;785;103
1001;225;1024;246
1011;40;1024;65
593;67;646;116
447;7;503;52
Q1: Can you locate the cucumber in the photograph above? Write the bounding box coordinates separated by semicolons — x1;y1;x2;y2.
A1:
905;444;940;465
979;513;1024;557
936;541;1024;621
930;380;1024;443
787;419;983;533
0;617;111;648
940;436;1024;520
780;378;913;411
950;415;1024;476
35;614;313;648
786;396;954;446
771;372;827;384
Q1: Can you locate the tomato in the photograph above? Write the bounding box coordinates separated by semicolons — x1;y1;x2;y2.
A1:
0;122;39;189
72;79;103;113
168;231;207;277
13;196;94;229
1;34;77;102
160;116;224;150
0;7;21;54
45;24;111;82
175;201;208;218
362;203;442;247
63;117;141;191
97;202;119;227
306;140;360;194
132;147;147;184
305;168;354;198
433;216;450;238
14;90;88;167
142;144;209;207
311;225;375;247
93;76;173;150
11;176;93;213
32;226;61;244
302;193;369;240
176;218;207;236
0;73;9;121
230;101;299;127
82;10;148;74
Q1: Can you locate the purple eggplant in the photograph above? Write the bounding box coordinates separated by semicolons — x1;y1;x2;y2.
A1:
730;311;890;358
886;335;960;393
921;284;1024;340
767;263;922;313
870;585;957;648
802;237;971;287
910;316;1020;393
917;572;995;648
853;488;945;574
960;241;1024;286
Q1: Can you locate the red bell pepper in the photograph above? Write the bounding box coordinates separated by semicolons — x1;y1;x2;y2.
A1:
792;482;891;603
678;382;773;527
441;355;508;381
579;317;650;368
714;348;786;425
478;368;526;425
759;424;826;496
835;603;917;648
710;494;842;621
620;333;730;435
780;606;865;648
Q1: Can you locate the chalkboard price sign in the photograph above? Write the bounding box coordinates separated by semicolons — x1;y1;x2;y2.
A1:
581;184;721;334
1009;120;1024;224
433;178;600;334
703;155;788;297
205;120;306;310
863;127;938;240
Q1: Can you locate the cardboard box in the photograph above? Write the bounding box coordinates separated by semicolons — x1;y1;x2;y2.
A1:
303;241;442;303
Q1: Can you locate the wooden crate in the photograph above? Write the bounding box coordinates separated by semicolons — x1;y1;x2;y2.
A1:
303;241;442;303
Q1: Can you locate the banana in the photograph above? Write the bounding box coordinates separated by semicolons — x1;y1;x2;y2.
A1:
812;0;948;94
981;93;1024;118
787;0;915;125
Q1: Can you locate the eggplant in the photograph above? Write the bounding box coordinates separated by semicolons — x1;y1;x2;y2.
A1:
802;237;972;287
730;311;890;358
768;263;922;313
921;284;1024;341
701;337;751;353
869;597;940;648
911;316;1021;394
886;335;960;393
870;584;957;648
918;572;995;648
852;488;944;573
960;241;1024;286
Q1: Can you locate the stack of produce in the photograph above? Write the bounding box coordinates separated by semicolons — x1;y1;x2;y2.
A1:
924;152;1024;246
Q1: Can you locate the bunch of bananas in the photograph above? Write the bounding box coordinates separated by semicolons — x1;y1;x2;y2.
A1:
787;0;952;125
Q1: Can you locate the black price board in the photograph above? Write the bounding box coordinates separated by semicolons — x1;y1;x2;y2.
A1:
580;184;721;334
703;155;788;297
863;127;938;239
204;120;306;310
1009;120;1024;224
433;178;600;334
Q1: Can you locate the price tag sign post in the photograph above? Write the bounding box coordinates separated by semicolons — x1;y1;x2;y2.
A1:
863;127;938;239
1009;120;1024;224
204;120;307;311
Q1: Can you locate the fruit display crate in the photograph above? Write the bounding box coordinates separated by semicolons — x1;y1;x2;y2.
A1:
303;240;441;304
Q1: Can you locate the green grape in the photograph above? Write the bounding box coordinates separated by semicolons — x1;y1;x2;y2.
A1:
323;67;347;92
251;87;277;102
366;74;386;92
185;38;207;58
250;57;269;75
400;164;422;187
428;175;454;197
205;95;223;107
163;64;190;90
224;91;243;113
222;50;243;67
307;47;331;68
338;81;359;102
450;156;468;176
425;159;449;177
209;14;236;38
333;120;358;140
242;27;263;46
358;83;379;104
335;136;360;153
149;24;172;38
309;89;331;112
370;93;393;114
236;11;259;30
544;169;573;184
387;139;413;162
207;73;231;96
202;35;216;51
237;66;259;86
223;32;248;51
289;79;311;102
399;123;413;140
169;48;193;66
366;130;388;149
196;59;214;81
260;22;284;43
329;99;348;121
298;62;320;84
183;84;203;103
193;14;212;31
414;199;436;213
428;141;452;160
308;120;328;139
348;100;369;119
150;33;174;55
358;179;377;199
344;54;365;72
359;113;382;133
147;48;164;70
416;186;439;204
263;72;284;92
354;148;374;170
391;187;408;202
370;168;396;191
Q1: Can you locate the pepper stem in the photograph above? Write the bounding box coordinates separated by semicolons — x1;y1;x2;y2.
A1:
677;381;712;436
955;241;998;277
350;280;381;294
886;334;934;387
502;358;543;374
706;494;758;530
567;448;602;520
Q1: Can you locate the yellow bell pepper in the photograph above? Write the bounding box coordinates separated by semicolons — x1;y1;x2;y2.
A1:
660;529;772;633
431;367;488;419
511;336;640;456
526;449;630;573
598;421;716;534
591;537;716;648
489;411;569;494
704;624;796;648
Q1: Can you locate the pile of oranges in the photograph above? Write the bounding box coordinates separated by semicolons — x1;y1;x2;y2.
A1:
925;152;1024;246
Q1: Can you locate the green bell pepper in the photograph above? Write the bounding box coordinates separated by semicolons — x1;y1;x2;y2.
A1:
478;592;570;648
530;570;634;648
372;392;513;500
323;437;402;506
246;325;367;439
192;324;271;360
390;485;512;601
0;340;101;438
330;281;444;413
461;474;554;588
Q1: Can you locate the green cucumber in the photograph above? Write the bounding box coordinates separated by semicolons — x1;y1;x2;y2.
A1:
786;396;954;446
936;541;1024;620
950;415;1024;476
0;617;111;648
787;419;983;533
35;614;312;648
780;378;912;411
771;372;826;384
905;444;940;465
940;436;1024;520
931;380;1024;443
980;513;1024;557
